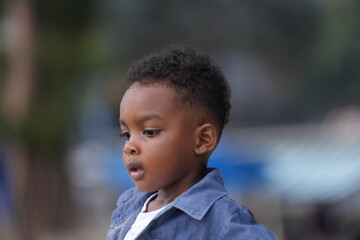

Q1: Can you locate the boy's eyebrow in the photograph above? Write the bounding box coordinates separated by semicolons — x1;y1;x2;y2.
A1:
119;113;164;125
138;113;164;122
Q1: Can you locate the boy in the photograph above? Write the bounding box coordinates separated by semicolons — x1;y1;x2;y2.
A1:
107;46;276;239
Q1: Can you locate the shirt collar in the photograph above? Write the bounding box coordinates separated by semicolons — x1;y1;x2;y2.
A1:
171;168;228;220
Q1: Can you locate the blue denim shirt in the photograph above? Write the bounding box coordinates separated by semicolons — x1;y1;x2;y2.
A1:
107;168;277;240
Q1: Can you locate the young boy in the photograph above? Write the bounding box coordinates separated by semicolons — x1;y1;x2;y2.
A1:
107;46;276;239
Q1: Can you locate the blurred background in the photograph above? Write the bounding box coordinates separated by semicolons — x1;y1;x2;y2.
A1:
0;0;360;239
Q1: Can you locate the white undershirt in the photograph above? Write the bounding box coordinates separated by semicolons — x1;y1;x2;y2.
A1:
124;193;168;240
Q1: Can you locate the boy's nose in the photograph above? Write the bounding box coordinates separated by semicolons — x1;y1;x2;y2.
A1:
123;141;140;155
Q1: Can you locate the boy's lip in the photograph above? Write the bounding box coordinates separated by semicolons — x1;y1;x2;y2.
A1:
126;161;145;181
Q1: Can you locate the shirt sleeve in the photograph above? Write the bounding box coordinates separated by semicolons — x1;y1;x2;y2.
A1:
218;208;277;240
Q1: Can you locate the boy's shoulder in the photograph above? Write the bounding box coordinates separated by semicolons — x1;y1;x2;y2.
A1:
210;194;257;224
204;195;276;239
216;198;277;239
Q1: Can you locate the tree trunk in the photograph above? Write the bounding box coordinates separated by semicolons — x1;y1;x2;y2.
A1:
9;144;75;240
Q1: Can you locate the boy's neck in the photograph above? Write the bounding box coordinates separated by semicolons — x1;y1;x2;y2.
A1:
146;167;207;212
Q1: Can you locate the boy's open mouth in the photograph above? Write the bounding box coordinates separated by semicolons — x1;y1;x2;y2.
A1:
127;162;145;181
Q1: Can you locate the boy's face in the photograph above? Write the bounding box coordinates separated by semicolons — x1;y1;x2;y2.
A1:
119;82;203;193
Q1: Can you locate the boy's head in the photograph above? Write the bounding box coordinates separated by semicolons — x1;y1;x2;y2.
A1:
119;46;231;193
126;46;231;135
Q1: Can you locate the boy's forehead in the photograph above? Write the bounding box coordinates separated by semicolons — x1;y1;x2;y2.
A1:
119;83;206;123
120;83;178;114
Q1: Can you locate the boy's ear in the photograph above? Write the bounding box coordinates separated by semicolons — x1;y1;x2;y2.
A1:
194;123;218;155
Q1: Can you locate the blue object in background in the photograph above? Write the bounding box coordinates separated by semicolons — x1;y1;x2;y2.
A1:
208;135;268;194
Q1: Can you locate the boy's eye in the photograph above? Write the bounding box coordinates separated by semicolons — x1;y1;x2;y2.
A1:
143;129;161;137
119;131;130;140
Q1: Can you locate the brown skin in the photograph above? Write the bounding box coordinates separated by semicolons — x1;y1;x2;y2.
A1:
119;82;218;212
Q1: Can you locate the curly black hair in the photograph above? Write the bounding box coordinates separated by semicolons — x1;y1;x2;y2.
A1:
126;45;231;132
